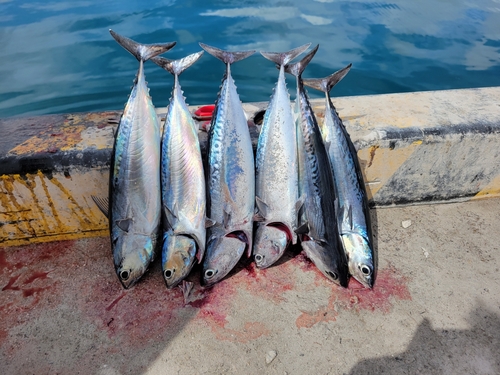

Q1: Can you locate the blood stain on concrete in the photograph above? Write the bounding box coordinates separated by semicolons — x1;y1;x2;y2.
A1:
294;263;412;328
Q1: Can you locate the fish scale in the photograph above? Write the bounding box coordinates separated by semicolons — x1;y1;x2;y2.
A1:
253;44;310;269
151;51;206;288
103;30;175;289
304;65;375;288
200;43;255;286
286;45;349;287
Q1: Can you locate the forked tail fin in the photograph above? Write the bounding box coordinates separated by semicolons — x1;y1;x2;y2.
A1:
260;43;311;66
199;43;255;65
303;63;352;93
109;29;176;62
284;44;319;78
151;51;204;76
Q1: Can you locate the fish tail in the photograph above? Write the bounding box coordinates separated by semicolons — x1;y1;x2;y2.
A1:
109;29;176;62
151;51;204;76
303;63;352;93
260;43;311;66
199;43;255;65
284;44;319;77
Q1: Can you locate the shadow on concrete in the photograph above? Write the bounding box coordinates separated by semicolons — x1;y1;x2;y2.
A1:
348;302;500;374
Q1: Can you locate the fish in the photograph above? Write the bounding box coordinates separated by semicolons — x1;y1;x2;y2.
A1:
199;43;255;286
285;45;349;287
150;51;206;289
304;65;375;288
253;44;310;268
96;30;175;289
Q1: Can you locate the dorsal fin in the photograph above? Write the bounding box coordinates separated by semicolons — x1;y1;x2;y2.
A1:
199;43;255;65
260;43;311;66
284;44;319;77
109;29;176;62
303;63;352;93
151;51;204;76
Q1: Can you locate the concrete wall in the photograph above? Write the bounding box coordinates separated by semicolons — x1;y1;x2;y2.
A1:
1;87;499;246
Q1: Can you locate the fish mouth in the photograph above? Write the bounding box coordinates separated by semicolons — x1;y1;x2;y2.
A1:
254;223;290;269
117;267;140;289
300;239;349;287
201;233;247;286
162;234;197;289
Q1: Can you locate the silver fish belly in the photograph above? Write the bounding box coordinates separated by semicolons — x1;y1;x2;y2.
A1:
304;65;374;288
110;60;162;289
287;45;349;287
152;52;206;288
254;68;299;268
108;30;175;289
200;44;255;286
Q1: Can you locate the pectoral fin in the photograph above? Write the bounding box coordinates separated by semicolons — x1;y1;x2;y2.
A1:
91;196;109;218
116;218;133;232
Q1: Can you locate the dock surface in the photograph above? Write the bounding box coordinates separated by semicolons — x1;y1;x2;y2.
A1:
1;198;499;374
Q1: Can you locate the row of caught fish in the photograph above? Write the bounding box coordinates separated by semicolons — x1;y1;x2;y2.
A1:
94;29;375;290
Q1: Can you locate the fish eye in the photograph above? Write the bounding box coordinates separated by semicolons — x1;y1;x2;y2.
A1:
255;254;264;263
120;270;130;281
205;269;217;279
326;271;338;280
360;265;372;276
164;269;174;279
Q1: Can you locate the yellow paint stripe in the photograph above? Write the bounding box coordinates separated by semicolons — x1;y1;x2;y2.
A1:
357;141;422;200
472;174;500;200
0;169;108;245
1;229;108;248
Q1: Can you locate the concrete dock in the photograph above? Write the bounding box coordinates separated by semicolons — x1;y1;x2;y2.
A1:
1;198;500;374
1;87;500;374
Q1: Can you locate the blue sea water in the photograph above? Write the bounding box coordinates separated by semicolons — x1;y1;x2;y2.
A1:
0;0;499;118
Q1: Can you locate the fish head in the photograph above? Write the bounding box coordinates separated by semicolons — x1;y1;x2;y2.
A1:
342;233;374;288
113;234;155;289
253;224;289;268
301;239;349;287
161;233;197;289
202;233;247;287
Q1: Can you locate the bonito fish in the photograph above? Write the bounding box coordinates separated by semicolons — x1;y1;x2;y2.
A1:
253;44;310;268
286;45;349;287
94;30;175;289
151;51;206;289
304;65;375;288
199;43;255;286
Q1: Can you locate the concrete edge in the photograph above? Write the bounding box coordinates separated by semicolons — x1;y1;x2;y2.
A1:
1;87;500;246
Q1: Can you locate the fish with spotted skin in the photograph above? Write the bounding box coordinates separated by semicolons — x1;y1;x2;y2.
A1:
286;45;349;287
151;51;206;289
304;65;375;288
199;43;255;287
95;30;175;289
253;44;310;269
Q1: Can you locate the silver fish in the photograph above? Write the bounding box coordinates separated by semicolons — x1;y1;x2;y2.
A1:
286;45;349;287
101;30;175;288
199;43;255;286
304;65;375;288
151;51;206;289
253;44;310;269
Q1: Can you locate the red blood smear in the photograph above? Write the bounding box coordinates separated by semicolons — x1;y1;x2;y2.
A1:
1;236;412;368
2;274;21;291
105;292;126;311
23;271;50;285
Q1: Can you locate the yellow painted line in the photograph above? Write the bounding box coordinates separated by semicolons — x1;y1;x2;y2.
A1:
357;142;422;200
472;174;500;200
0;169;108;245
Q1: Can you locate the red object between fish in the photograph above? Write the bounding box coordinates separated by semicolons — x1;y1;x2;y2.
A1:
193;105;215;120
